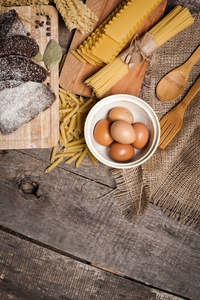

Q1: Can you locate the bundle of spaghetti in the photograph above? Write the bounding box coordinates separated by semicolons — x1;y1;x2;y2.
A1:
85;6;194;98
72;0;163;66
85;58;129;98
149;6;194;46
54;0;98;34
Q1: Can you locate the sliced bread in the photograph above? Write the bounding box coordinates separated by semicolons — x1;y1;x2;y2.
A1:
0;81;56;135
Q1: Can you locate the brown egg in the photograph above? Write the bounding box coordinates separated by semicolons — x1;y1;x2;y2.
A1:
109;107;134;124
110;120;136;144
109;142;135;162
132;122;149;149
94;119;114;146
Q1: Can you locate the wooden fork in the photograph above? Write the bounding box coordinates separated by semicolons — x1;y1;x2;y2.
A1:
158;75;200;149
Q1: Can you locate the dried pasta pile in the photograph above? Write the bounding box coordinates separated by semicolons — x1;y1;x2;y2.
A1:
73;0;163;65
0;0;98;34
84;5;194;98
45;89;98;173
0;0;51;19
0;0;49;4
54;0;98;34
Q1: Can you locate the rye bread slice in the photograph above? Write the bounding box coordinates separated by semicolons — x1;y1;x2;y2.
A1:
0;9;27;37
0;81;56;135
0;55;47;82
0;35;39;58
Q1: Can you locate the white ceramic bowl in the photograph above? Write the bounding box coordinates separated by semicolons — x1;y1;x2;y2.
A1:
84;94;160;169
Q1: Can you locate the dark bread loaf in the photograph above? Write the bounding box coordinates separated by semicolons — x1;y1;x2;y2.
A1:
0;55;47;82
0;9;27;37
0;35;39;58
0;81;56;135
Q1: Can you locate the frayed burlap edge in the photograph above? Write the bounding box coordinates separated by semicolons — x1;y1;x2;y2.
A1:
151;127;200;229
112;166;149;223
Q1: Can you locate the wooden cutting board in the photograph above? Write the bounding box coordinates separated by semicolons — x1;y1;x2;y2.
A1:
59;0;167;98
0;5;59;150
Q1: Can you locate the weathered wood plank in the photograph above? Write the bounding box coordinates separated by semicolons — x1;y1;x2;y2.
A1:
16;148;116;188
0;151;199;299
0;230;184;300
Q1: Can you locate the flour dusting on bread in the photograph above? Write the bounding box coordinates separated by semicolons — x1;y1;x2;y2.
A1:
0;9;27;37
0;55;47;82
0;81;56;135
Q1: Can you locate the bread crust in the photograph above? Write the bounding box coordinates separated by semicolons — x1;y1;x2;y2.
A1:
0;55;47;82
0;9;27;37
0;35;39;58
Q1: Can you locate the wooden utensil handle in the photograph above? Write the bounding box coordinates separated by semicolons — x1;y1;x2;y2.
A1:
177;76;200;113
184;45;200;70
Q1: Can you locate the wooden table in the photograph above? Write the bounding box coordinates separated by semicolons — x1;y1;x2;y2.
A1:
0;1;200;299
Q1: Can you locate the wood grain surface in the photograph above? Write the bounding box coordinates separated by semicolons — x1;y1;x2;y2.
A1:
0;1;200;300
59;0;167;97
0;150;200;299
0;231;184;300
0;6;59;150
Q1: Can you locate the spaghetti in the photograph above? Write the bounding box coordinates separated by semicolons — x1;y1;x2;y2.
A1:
85;6;194;98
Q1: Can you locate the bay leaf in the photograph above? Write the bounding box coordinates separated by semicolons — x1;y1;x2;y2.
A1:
34;52;43;61
43;39;62;70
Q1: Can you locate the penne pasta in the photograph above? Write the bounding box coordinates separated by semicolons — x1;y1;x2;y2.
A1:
46;89;98;173
79;96;85;104
59;87;69;94
59;93;66;107
59;97;62;109
72;130;81;139
60;123;68;146
55;152;77;158
66;91;81;105
45;157;63;173
66;132;74;142
76;147;87;168
63;124;69;130
80;101;96;113
76;112;82;132
63;105;79;123
65;152;82;164
59;139;65;147
64;144;86;151
78;98;93;112
87;147;98;164
67;114;77;133
51;143;58;163
65;138;85;147
59;108;72;113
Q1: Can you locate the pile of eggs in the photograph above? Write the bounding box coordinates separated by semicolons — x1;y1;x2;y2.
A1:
93;107;149;162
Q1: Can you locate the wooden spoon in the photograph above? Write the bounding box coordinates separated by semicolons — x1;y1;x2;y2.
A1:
156;45;200;102
158;75;200;149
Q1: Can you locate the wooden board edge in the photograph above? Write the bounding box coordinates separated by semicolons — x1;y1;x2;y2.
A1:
0;5;60;150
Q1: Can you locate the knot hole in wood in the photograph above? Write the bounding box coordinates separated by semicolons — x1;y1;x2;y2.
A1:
18;178;41;200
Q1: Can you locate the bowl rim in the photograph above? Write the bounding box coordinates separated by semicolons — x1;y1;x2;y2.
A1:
84;94;160;169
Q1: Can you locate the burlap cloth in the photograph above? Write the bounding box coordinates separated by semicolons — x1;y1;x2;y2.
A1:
112;13;200;229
